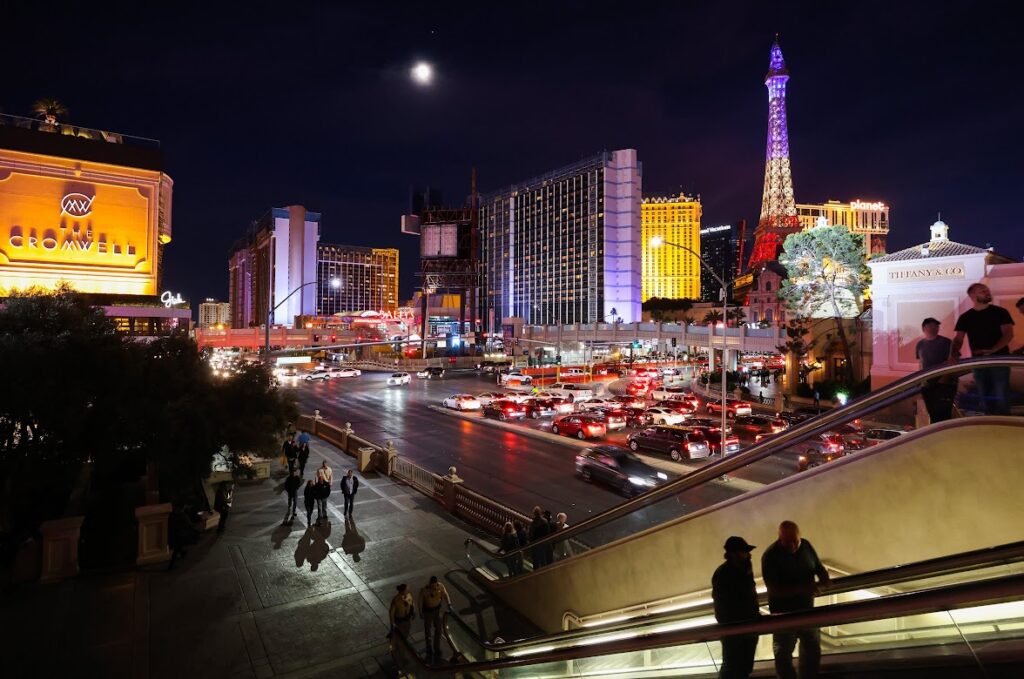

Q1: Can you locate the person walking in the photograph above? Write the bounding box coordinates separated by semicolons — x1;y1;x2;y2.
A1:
303;479;317;526
812;390;820;409
552;512;572;560
168;503;193;570
340;469;360;516
297;441;310;477
316;461;333;523
419;575;452;661
529;506;553;569
283;470;301;524
500;521;523;576
916;317;955;423
762;521;831;679
389;583;416;640
712;536;760;679
215;482;233;535
952;283;1015;414
513;520;529;553
282;435;297;473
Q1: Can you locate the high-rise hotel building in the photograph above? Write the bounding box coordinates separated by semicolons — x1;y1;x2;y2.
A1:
198;298;230;328
316;245;399;315
699;225;738;302
641;193;701;301
479;150;642;329
796;199;890;256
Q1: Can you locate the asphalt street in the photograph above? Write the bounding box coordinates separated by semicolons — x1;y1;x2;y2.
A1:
284;369;807;526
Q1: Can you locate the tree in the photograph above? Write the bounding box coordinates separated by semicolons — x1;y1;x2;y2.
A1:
703;310;723;325
32;98;69;127
726;307;746;327
778;226;870;383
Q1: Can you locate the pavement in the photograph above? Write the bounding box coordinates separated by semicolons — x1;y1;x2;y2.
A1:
1;437;532;679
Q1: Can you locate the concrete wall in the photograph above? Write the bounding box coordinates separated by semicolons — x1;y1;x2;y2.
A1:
485;418;1024;632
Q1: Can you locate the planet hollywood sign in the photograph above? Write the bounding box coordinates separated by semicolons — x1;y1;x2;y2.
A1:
850;200;886;211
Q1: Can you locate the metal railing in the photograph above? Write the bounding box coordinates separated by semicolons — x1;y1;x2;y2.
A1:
464;357;1024;576
394;571;1024;675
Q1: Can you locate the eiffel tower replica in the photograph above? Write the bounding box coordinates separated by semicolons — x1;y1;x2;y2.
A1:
746;37;802;275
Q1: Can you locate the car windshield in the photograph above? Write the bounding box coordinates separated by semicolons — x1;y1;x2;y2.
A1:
391;373;403;377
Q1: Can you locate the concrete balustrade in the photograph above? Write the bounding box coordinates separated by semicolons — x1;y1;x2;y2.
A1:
39;516;85;583
135;502;172;566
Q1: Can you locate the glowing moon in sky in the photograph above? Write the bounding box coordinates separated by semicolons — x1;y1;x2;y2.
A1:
411;62;433;85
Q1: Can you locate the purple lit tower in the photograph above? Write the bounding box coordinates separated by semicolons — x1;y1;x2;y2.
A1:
748;36;801;272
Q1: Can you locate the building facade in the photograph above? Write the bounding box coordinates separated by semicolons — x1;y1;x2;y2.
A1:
797;199;889;256
745;261;787;326
0;111;188;336
641;193;701;301
699;225;737;301
229;206;320;328
198;298;230;328
479;149;642;329
316;244;399;315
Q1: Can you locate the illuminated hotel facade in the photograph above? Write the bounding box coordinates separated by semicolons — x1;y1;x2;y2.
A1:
0;112;189;335
479;149;643;328
641;193;701;301
198;298;230;328
316;245;399;316
797;199;890;256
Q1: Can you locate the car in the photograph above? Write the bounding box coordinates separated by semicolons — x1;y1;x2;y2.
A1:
545;396;576;414
643;407;687;425
650;385;699;406
661;367;682;376
482;399;527;420
575;446;670;496
522;398;558;419
685;425;742;455
478;361;512;374
551;414;607;440
476;391;510;406
706;398;753;417
792;433;846;471
442;394;481;410
331;367;362;378
561;367;587;377
304;370;332;381
627;425;711;461
386;372;411;386
776;411;814;426
276;367;299;378
499;370;533;385
500;391;534;404
732;415;788;437
687;417;734;434
653;399;696;416
843;428;906;450
591;365;609;376
579;407;628;431
626;381;650;396
548;382;595;402
577;397;616;411
422;366;446;379
613;394;647;410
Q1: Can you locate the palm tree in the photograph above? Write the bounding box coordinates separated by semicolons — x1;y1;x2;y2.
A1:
726;307;747;327
703;310;723;325
32;98;69;129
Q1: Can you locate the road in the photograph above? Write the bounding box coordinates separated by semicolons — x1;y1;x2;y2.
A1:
284;369;804;527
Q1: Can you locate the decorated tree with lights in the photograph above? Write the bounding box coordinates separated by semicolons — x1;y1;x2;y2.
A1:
778;226;870;383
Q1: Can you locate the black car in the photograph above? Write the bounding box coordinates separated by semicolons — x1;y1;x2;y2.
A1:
522;398;558;419
686;417;734;435
427;366;446;378
627;426;711;461
575;445;670;496
482;399;527;420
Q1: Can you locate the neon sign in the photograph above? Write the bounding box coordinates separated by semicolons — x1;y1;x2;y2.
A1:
850;200;886;211
60;192;96;218
160;291;185;308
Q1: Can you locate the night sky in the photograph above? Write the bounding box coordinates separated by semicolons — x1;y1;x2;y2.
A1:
6;1;1023;307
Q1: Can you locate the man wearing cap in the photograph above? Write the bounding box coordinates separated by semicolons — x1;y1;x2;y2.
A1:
916;317;955;423
762;521;830;679
712;536;760;678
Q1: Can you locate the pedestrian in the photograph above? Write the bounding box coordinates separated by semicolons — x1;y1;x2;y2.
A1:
283;470;301;524
500;521;523;576
389;583;416;640
297;441;310;477
529;506;552;569
315;471;332;524
552;512;573;560
215;482;233;535
712;536;760;679
303;479;316;525
759;390;765;404
340;469;359;516
782;393;791;411
513;520;529;552
419;575;452;661
916;317;956;423
812;389;820;409
952;282;1015;414
297;429;311;449
283;435;297;473
168;503;193;570
762;520;831;679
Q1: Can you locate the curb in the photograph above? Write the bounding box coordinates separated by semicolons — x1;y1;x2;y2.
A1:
427;405;765;492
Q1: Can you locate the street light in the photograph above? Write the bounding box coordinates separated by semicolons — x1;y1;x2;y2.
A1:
649;236;731;443
265;277;340;364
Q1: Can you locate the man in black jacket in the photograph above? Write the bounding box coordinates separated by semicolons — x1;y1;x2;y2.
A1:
340;469;360;516
283;470;302;524
762;521;830;679
712;536;760;678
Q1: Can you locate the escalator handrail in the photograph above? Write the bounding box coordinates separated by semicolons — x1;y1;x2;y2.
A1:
445;538;1024;654
396;570;1024;675
464;356;1024;569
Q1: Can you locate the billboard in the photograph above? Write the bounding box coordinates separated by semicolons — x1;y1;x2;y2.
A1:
420;223;458;258
0;149;163;296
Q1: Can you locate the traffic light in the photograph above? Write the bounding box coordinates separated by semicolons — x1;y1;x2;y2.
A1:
632;340;641;349
671;337;677;348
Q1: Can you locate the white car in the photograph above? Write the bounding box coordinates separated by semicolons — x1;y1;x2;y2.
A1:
500;370;533;385
644;407;687;425
386;372;411;386
500;391;533;404
443;394;482;411
476;391;509;406
548;382;595;403
304;370;332;381
332;367;361;378
577;397;616;411
651;385;690;401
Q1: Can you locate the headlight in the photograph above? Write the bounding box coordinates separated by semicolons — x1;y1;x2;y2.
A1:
629;476;654;486
656;472;668;480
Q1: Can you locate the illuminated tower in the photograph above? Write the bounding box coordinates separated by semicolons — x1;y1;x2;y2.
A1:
747;37;801;272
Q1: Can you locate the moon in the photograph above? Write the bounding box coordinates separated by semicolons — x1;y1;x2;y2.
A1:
411;62;433;86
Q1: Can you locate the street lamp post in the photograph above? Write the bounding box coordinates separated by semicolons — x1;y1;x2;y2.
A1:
265;278;340;365
650;236;731;444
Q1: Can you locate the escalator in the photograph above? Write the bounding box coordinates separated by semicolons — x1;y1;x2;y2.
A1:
393;540;1024;676
394;358;1024;676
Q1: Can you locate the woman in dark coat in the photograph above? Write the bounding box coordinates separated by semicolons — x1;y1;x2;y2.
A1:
303;480;317;526
500;521;523;576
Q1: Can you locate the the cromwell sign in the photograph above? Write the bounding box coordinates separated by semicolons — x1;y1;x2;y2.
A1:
887;264;965;282
60;192;96;218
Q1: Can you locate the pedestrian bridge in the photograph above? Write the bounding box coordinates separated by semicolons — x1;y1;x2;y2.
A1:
514;321;786;353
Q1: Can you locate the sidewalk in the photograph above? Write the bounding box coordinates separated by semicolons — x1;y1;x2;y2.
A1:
2;437;530;679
